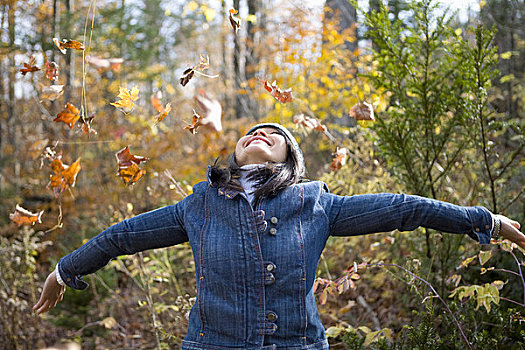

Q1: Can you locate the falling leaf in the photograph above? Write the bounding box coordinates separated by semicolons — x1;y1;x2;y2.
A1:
116;146;149;185
195;54;209;71
260;80;292;103
45;61;59;81
349;102;375;121
19;56;40;76
330;147;349;172
293;114;327;132
229;8;241;32
185;110;202;134
9;204;44;226
110;86;139;113
156;103;172;123
151;91;163;112
108;58;124;72
54;103;81;128
180;67;195;87
48;157;82;197
80;114;97;135
41;84;64;101
86;56;124;73
53;38;84;55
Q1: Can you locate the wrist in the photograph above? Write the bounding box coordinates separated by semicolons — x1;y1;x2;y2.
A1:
55;264;66;287
491;216;501;240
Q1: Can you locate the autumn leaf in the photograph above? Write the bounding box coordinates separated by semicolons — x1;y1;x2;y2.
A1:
156;103;172;123
116;146;149;185
54;103;81;128
45;61;59;81
41;84;64;101
229;8;241;32
110;86;139;113
349;102;375;121
48;157;82;197
330;147;349;172
9;204;44;226
80;114;97;135
185;110;202;134
53;38;84;54
293;113;327;132
179;55;212;87
260;80;293;103
19;56;40;76
86;56;124;73
151;91;164;112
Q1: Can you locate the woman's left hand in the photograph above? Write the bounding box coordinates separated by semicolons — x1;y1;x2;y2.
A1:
496;214;525;249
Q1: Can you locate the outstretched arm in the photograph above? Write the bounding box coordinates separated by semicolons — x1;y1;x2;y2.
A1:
323;192;524;248
33;201;188;314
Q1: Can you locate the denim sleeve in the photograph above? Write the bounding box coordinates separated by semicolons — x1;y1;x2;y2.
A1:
58;201;189;290
323;192;493;244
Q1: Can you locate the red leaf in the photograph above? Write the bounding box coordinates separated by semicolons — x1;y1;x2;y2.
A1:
45;61;59;81
115;146;149;185
19;56;40;76
9;204;44;226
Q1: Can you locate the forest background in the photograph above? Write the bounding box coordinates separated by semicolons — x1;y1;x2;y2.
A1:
1;0;524;349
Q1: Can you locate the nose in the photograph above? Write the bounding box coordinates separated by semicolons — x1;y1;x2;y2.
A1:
252;129;268;137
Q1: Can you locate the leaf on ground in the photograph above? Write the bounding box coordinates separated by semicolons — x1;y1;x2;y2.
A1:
53;38;84;54
19;56;40;75
54;103;81;128
9;204;44;226
110;86;139;113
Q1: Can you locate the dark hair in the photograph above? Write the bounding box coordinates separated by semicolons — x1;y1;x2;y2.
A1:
208;127;306;206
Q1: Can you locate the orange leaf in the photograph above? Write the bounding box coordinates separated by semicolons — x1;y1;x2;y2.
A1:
9;204;44;226
349;102;375;121
45;61;59;81
80;114;97;135
48;157;81;197
110;86;139;113
41;84;64;101
54;103;81;128
330;147;349;172
185;110;202;134
156;103;172;123
229;8;241;32
260;80;292;103
115;147;148;185
19;56;40;76
53;38;84;54
151;91;164;113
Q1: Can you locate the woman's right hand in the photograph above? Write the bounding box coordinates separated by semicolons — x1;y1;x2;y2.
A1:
33;270;65;315
496;214;525;250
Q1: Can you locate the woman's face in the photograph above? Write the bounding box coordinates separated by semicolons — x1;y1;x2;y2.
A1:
235;127;288;166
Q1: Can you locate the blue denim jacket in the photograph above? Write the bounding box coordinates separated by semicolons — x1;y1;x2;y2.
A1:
58;178;493;350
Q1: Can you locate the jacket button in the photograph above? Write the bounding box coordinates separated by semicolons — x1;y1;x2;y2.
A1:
265;274;275;285
267;311;278;322
270;216;278;224
269;228;277;236
266;263;275;272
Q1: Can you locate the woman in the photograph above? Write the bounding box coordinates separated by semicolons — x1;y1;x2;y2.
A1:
34;98;524;350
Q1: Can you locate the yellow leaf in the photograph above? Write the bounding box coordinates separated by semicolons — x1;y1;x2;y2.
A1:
478;250;492;266
364;328;392;347
480;0;486;8
202;6;216;22
500;51;513;59
246;14;257;23
110;86;139;113
100;317;117;329
455;28;462;36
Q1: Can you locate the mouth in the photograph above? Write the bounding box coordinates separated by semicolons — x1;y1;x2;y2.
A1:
246;136;272;147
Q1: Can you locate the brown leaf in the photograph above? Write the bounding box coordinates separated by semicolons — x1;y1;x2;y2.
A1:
41;84;64;101
180;67;195;87
229;8;241;32
53;38;84;54
117;163;146;185
116;146;149;167
9;204;44;226
185;110;202;134
115;146;149;185
330;147;349;172
156;103;172;123
48;157;81;197
80;114;97;135
292;113;327;132
260;80;292;103
19;56;40;76
349;102;375;121
54;103;81;128
45;61;59;81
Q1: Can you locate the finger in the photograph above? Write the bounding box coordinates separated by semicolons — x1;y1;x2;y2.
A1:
35;299;50;315
33;293;45;311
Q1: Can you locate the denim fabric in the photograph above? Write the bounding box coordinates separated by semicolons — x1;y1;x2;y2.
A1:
58;175;493;350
